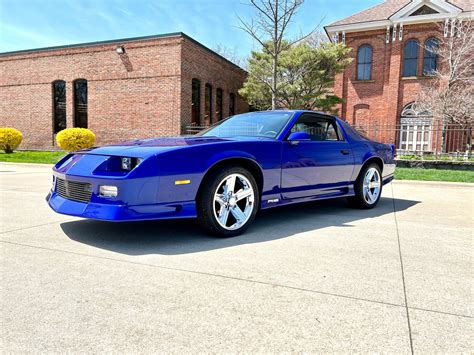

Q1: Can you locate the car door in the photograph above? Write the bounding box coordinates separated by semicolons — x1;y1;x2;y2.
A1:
281;114;354;199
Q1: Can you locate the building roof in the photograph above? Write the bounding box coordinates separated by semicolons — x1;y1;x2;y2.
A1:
0;32;246;72
328;0;472;27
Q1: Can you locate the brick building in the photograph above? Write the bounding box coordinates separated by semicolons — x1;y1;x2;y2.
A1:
325;0;472;152
0;32;248;149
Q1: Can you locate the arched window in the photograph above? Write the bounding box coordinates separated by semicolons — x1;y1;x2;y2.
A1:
52;80;66;134
191;79;200;125
357;44;372;81
204;83;212;124
423;38;439;76
216;88;223;121
400;102;432;118
73;79;88;128
403;40;419;77
229;93;236;116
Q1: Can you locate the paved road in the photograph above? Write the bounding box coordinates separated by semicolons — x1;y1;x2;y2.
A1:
1;163;472;352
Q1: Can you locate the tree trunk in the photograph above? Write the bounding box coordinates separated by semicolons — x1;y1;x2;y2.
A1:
272;53;277;109
272;0;279;110
467;127;473;158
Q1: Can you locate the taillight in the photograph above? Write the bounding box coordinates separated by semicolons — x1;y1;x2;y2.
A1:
391;144;396;158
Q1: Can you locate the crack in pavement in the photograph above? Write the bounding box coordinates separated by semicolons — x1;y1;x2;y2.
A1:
1;238;472;321
391;183;414;355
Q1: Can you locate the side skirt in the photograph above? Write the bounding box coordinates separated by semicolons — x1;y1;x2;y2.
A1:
260;186;355;210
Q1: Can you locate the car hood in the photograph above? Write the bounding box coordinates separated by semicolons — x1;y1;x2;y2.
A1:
78;136;268;158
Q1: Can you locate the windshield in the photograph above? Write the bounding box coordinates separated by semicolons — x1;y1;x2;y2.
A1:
197;111;293;139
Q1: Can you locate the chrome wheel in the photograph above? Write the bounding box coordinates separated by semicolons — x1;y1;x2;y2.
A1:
363;167;381;205
213;173;255;231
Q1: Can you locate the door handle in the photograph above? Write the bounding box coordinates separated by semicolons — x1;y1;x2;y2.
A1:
340;149;350;155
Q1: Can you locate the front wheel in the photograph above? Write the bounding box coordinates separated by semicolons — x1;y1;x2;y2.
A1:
197;167;259;237
348;164;382;209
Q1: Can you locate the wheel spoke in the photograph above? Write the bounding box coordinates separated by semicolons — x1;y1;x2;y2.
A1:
366;169;375;181
367;189;374;202
230;205;247;223
215;194;226;206
234;188;252;202
225;175;236;194
363;187;369;201
218;207;230;226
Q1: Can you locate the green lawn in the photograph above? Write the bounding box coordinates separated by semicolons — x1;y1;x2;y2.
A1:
0;151;66;164
395;167;474;183
1;151;473;183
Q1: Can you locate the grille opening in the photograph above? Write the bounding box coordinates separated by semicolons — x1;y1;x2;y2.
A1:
55;178;92;203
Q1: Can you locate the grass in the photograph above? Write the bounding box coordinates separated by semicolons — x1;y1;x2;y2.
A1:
1;151;473;183
0;151;66;164
396;167;474;183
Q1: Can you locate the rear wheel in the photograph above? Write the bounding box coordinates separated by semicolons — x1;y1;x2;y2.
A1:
348;163;382;209
197;167;259;237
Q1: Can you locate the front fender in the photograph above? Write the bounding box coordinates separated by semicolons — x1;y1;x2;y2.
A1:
154;149;263;205
204;150;259;172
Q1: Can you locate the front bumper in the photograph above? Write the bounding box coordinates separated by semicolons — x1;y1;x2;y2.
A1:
47;190;197;221
46;169;197;221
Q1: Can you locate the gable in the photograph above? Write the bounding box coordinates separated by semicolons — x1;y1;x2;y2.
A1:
390;0;462;20
325;0;472;40
410;5;439;16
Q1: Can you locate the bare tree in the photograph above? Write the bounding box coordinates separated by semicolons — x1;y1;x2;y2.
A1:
212;44;248;70
238;0;314;109
416;20;473;153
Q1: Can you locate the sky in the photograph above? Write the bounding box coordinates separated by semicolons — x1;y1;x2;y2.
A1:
0;0;381;57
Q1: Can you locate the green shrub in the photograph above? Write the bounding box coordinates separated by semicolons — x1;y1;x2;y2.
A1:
56;128;96;152
0;128;23;153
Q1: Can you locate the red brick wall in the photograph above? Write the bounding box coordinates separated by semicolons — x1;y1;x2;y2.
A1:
180;38;248;129
334;23;442;144
0;34;248;150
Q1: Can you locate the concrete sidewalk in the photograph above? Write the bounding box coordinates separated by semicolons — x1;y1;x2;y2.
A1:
1;164;472;352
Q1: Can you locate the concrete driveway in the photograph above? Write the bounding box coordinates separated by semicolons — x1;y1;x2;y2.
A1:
1;163;472;353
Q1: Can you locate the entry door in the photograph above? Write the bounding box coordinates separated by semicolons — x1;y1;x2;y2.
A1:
281;115;354;199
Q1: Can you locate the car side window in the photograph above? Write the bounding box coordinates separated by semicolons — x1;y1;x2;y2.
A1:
290;115;341;141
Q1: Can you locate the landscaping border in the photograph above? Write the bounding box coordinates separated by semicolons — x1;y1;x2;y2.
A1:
396;159;474;171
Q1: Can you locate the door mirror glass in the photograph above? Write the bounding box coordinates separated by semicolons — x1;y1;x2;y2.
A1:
288;132;311;141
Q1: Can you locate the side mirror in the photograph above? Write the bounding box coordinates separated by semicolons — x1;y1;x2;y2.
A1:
287;132;311;145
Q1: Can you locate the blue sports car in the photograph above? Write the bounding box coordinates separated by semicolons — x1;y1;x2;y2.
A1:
47;110;395;237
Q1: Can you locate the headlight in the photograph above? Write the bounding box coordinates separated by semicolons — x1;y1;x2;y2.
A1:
121;157;132;170
121;157;143;171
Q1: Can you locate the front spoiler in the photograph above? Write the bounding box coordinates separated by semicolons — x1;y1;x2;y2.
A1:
46;191;197;221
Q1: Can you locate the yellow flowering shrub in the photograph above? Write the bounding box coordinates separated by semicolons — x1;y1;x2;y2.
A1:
0;128;23;153
56;128;96;152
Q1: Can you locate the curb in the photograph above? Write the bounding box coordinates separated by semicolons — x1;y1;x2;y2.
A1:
393;179;473;187
396;159;474;171
0;162;54;168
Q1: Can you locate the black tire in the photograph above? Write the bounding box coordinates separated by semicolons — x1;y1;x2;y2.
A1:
197;166;259;237
348;163;382;209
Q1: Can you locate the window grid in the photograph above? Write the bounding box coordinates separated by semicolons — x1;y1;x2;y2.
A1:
357;45;372;81
204;84;212;124
191;79;200;125
403;40;419;77
216;88;223;122
52;80;66;134
73;79;88;128
423;38;439;76
229;93;236;116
